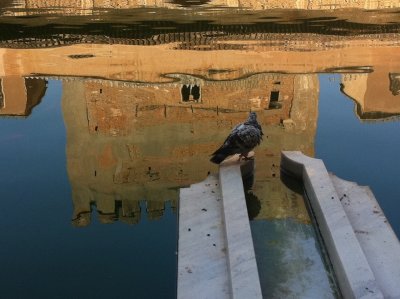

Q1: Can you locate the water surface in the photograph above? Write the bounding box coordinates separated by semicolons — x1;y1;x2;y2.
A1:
1;4;400;298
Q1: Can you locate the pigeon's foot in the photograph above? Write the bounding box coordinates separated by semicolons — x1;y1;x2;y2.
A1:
239;154;254;161
243;156;255;161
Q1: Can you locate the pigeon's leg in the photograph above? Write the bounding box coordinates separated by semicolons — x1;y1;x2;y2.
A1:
239;152;254;161
243;156;254;161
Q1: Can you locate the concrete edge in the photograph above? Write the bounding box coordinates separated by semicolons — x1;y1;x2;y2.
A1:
281;151;384;299
219;157;263;299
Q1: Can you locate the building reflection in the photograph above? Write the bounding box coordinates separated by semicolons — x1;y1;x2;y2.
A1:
1;68;399;226
60;66;400;225
0;12;399;226
60;72;317;226
0;77;46;117
341;72;400;121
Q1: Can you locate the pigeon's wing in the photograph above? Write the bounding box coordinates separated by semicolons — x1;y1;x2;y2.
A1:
255;122;264;137
210;125;246;163
245;117;263;137
217;124;260;154
211;123;244;155
236;125;262;150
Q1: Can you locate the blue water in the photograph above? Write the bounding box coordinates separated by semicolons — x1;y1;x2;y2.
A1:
316;74;400;237
0;81;177;299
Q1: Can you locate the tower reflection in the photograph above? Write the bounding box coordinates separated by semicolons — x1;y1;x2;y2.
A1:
60;72;317;226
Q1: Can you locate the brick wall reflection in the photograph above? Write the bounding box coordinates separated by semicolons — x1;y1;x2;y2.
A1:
62;73;318;226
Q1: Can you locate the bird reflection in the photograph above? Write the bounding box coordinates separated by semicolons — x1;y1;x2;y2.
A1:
241;157;261;220
245;191;261;221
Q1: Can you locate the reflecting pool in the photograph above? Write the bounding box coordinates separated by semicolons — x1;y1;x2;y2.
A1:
1;3;400;298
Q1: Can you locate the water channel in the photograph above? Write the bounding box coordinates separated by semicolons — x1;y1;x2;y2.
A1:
1;2;400;298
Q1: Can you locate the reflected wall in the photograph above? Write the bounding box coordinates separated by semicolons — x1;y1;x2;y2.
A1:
61;72;318;226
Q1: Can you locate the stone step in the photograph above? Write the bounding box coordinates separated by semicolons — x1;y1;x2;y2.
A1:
178;174;230;299
177;156;262;299
331;175;400;299
281;151;400;299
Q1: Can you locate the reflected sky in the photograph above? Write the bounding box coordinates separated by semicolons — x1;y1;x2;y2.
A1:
1;5;400;299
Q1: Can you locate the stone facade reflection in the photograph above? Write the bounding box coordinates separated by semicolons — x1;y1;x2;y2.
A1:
62;73;318;226
61;67;400;226
0;17;399;224
341;72;400;121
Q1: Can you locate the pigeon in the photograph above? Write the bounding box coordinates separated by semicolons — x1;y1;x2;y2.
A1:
210;112;263;164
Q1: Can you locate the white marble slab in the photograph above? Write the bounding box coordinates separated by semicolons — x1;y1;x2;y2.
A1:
281;151;384;299
178;175;230;299
331;175;400;299
219;160;263;299
178;156;262;299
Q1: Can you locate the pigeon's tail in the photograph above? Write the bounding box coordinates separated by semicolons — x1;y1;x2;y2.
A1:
210;153;228;164
210;146;236;164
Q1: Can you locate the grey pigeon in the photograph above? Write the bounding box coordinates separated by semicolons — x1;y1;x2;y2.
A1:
210;112;263;164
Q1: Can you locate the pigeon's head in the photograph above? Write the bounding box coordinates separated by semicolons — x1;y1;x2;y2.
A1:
248;112;263;136
248;111;258;122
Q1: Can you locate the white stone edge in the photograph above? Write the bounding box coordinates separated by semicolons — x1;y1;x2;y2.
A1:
281;151;384;299
330;174;400;299
219;161;263;299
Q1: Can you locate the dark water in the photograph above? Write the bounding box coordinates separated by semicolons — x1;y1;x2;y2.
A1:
1;4;400;299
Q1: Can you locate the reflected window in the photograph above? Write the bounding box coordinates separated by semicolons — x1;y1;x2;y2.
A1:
181;84;201;102
268;90;281;109
270;91;280;102
191;85;200;101
181;85;190;102
0;79;4;109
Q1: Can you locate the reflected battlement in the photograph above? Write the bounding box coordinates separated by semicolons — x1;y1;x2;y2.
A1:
72;194;177;227
1;10;400;50
2;0;400;12
2;5;400;52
